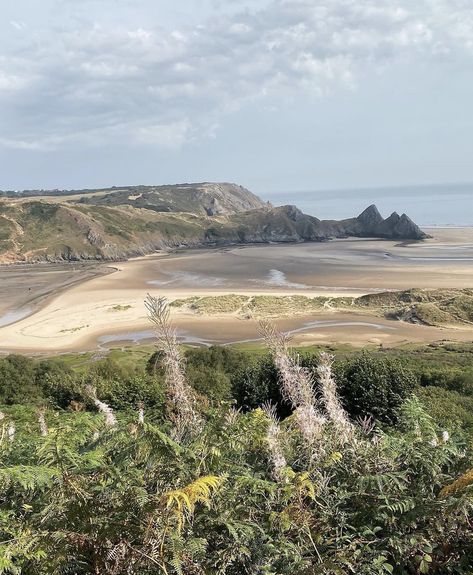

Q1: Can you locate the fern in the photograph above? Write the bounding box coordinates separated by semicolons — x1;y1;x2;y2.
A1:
439;468;473;498
163;475;225;530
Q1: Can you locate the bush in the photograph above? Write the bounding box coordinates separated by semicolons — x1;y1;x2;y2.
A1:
0;355;43;405
98;374;165;411
420;367;473;396
336;352;418;426
417;386;473;435
88;356;137;382
147;346;244;403
231;354;292;417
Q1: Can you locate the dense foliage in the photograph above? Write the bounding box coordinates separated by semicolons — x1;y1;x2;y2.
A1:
0;315;472;573
336;353;418;426
1;397;472;574
1;342;473;433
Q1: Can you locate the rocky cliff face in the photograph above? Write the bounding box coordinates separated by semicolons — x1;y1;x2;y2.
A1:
0;186;429;263
230;204;428;243
317;204;429;240
356;204;385;230
355;207;429;240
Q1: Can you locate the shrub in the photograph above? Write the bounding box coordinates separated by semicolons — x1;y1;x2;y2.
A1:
148;346;244;403
417;386;473;434
336;352;418;425
231;354;292;417
0;355;43;405
86;373;166;412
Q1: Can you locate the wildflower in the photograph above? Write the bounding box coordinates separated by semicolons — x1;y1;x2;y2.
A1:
224;406;240;428
37;408;48;437
429;437;439;448
442;430;450;443
262;403;287;482
146;294;202;440
259;320;325;445
138;402;145;425
7;423;15;442
317;352;354;443
295;404;326;444
86;385;117;427
95;399;117;427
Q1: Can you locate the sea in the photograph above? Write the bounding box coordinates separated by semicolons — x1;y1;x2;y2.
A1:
263;183;473;227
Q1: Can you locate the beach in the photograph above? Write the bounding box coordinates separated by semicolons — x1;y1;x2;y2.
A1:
0;227;472;353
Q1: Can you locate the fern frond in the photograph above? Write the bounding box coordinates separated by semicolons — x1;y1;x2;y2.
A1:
162;475;225;530
439;468;473;498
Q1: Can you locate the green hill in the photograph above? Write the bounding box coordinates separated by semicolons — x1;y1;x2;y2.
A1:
0;183;428;263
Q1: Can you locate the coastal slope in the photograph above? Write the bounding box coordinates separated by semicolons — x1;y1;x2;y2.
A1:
0;183;428;263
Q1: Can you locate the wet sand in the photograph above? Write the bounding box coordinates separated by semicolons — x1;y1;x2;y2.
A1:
0;262;113;321
0;228;472;353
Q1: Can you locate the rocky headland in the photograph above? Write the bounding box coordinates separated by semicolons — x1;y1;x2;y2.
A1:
0;183;429;263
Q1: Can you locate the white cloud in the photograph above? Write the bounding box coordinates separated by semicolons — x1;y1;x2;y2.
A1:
0;70;29;93
133;120;193;148
10;20;27;31
1;0;472;152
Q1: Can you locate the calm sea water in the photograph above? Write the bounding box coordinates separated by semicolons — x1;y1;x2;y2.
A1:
263;183;473;227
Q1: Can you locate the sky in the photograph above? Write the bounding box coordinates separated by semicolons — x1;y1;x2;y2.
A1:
1;0;473;194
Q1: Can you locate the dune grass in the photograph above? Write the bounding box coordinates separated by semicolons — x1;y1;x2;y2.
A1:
170;289;473;327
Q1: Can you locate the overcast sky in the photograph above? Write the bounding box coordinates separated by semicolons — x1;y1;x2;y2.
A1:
1;0;473;193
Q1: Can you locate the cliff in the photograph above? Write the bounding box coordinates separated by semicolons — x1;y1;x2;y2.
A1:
319;204;430;240
0;184;429;263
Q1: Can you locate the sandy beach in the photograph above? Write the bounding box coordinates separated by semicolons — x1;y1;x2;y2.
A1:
0;228;472;353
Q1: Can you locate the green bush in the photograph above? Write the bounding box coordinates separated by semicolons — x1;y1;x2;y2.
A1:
93;374;166;412
420;367;473;396
231;354;292;417
417;386;473;434
148;346;244;403
0;355;43;405
336;352;418;425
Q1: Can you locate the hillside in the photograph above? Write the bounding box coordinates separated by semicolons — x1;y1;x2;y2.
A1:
0;184;428;263
75;182;267;215
1;182;266;215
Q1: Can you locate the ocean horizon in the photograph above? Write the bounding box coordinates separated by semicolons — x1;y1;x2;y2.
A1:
262;182;473;227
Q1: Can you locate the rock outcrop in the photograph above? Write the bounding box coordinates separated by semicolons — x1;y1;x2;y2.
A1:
357;204;385;230
317;205;429;240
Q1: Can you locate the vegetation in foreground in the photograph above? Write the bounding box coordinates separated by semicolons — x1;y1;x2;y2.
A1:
0;298;472;573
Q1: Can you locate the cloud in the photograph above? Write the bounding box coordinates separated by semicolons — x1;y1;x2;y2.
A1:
1;0;472;152
133;120;193;149
10;20;27;31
